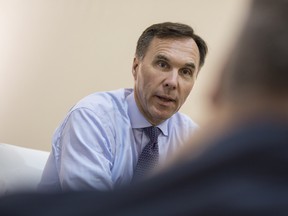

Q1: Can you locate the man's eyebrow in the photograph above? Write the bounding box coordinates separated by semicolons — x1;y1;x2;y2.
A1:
155;54;196;69
185;62;196;70
155;54;170;62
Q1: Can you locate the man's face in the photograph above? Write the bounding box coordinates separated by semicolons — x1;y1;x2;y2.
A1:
132;37;200;125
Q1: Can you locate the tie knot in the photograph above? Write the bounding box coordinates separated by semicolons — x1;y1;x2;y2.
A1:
143;126;160;143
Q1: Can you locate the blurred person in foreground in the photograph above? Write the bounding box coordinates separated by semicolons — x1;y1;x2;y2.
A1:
1;0;288;215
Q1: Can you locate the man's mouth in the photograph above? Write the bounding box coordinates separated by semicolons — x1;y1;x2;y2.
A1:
156;95;176;103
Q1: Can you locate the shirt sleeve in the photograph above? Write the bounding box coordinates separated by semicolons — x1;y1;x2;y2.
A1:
57;107;114;191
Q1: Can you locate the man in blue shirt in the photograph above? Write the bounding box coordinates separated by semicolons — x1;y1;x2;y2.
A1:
1;1;288;215
38;22;208;191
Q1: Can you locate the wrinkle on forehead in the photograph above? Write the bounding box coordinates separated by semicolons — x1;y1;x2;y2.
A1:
147;37;200;70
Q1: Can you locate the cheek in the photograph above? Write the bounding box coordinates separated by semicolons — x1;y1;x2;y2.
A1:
137;66;156;89
134;72;150;102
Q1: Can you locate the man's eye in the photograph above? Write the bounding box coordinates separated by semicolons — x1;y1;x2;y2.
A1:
157;61;168;68
181;68;193;77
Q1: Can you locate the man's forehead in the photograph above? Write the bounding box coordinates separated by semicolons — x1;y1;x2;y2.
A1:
147;37;200;67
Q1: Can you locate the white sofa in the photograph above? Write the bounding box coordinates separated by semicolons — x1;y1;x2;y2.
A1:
0;143;49;196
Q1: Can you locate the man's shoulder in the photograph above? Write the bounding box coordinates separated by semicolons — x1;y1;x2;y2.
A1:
71;88;133;113
53;89;133;141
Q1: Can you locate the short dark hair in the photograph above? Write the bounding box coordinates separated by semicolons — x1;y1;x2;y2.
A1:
135;22;208;68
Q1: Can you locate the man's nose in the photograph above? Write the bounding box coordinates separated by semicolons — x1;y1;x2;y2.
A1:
163;70;178;90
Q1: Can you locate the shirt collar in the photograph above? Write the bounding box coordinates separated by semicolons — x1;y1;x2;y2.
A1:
127;91;169;136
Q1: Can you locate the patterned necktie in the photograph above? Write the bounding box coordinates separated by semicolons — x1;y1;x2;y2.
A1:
133;126;161;182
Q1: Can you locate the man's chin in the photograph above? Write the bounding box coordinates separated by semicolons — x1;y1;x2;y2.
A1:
152;112;173;124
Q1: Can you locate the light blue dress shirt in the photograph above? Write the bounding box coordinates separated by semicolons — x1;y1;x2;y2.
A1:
38;88;198;191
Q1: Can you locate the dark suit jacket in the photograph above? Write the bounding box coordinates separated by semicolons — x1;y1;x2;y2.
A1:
1;119;288;216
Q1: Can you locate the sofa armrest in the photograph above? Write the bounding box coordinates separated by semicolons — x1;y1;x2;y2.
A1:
0;143;49;196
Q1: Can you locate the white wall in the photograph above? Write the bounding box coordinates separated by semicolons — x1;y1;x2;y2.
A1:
0;0;251;151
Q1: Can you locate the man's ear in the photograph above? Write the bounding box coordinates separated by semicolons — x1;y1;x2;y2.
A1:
132;57;139;80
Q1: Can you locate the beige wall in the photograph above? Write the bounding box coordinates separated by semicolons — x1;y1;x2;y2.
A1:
0;0;251;151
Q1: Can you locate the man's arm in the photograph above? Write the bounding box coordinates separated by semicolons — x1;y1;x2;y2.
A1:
55;108;114;191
